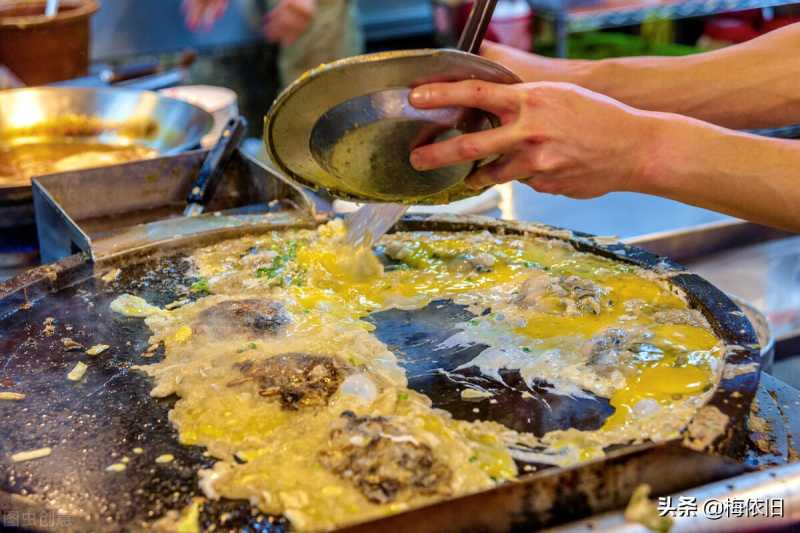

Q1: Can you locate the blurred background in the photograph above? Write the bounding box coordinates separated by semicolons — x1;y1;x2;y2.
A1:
83;0;800;143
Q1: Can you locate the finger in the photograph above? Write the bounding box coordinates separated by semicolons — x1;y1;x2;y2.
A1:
410;125;524;171
409;80;520;117
211;0;228;21
522;176;565;195
185;12;200;31
183;1;202;30
479;40;518;63
465;154;536;190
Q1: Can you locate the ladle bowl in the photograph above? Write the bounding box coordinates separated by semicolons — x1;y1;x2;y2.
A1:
264;49;521;204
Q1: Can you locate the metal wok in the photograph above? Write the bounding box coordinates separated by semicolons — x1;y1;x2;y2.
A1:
0;86;214;239
0;86;213;158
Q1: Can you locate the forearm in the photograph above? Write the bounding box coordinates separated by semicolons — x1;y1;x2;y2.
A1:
634;113;800;231
484;24;800;129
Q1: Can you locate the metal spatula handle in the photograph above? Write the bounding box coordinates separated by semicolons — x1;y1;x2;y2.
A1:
457;0;499;54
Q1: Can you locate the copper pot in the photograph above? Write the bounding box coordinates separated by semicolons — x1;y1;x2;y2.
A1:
0;0;99;85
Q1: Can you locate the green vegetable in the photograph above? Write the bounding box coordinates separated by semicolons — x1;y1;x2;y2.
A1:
397;391;409;401
256;240;300;281
236;342;258;353
190;278;210;294
256;266;281;279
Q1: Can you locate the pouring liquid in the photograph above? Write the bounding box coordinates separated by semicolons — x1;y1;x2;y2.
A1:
344;203;409;248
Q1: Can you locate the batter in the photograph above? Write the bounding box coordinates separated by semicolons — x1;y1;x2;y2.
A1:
112;220;724;531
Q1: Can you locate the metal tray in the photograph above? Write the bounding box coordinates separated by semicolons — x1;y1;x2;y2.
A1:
32;148;314;263
0;205;761;531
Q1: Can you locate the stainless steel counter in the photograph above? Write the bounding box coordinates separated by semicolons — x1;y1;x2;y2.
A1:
495;181;731;238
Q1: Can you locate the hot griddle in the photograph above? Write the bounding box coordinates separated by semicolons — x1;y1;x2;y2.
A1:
0;209;761;531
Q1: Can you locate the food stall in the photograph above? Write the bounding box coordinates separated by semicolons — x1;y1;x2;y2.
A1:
1;1;799;532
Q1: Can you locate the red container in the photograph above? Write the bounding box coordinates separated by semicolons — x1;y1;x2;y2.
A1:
703;17;759;44
0;0;99;86
762;16;800;33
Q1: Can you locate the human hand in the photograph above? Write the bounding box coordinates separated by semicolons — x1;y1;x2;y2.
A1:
264;0;316;47
182;0;229;31
408;80;659;198
480;41;579;83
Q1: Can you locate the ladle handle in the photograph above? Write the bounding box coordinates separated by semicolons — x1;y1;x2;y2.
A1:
457;0;499;54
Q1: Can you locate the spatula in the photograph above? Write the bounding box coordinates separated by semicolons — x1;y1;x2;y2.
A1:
344;0;499;247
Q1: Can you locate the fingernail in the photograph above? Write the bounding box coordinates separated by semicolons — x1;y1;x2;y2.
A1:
410;151;427;170
409;88;429;105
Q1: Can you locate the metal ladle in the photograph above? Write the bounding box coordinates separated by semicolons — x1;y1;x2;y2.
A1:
313;0;499;203
343;0;500;246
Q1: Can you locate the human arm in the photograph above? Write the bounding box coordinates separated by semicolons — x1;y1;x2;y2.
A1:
408;81;800;232
263;0;316;46
481;23;800;130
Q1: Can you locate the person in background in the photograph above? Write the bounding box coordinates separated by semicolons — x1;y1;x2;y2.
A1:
408;23;800;233
182;0;363;86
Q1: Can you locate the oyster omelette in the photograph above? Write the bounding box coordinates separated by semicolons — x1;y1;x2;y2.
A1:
111;220;725;531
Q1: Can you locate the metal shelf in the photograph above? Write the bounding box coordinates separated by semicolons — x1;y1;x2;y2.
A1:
527;0;800;55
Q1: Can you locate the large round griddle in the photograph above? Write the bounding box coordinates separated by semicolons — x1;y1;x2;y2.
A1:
0;215;761;531
264;50;521;204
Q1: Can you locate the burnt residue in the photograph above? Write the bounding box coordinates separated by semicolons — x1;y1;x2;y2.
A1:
107;254;196;307
230;353;348;410
0;252;286;531
196;299;290;337
0;278;205;527
338;442;746;533
745;373;800;469
319;411;452;504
